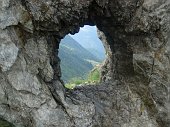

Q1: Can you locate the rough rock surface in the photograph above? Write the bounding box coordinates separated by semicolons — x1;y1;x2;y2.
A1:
0;0;169;127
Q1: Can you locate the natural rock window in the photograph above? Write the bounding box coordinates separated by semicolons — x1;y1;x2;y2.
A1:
58;25;106;88
0;0;169;127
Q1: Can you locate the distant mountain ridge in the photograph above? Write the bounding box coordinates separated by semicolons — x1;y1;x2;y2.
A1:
70;25;106;61
59;35;100;83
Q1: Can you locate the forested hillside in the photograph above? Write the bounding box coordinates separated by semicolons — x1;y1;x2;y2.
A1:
59;35;101;83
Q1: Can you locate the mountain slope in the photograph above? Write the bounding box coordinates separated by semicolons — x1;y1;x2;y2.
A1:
70;25;106;61
59;35;100;83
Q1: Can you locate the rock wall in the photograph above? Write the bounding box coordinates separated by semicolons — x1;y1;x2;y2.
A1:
0;0;169;127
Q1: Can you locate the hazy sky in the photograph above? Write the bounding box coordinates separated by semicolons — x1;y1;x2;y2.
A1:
69;25;105;52
69;25;98;41
68;25;106;60
78;25;97;33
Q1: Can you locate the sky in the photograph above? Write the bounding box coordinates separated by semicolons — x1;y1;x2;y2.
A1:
78;25;97;32
69;25;105;53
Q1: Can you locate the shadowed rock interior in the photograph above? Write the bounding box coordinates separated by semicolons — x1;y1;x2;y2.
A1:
0;0;169;127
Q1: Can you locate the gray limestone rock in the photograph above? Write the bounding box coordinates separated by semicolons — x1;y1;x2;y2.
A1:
0;29;18;72
0;0;169;127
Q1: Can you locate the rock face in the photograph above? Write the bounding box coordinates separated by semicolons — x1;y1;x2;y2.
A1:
0;0;169;127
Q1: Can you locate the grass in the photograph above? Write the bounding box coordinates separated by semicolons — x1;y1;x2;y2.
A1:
65;77;86;89
88;68;100;82
65;66;101;89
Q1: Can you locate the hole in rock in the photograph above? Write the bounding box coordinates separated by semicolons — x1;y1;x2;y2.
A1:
58;25;106;89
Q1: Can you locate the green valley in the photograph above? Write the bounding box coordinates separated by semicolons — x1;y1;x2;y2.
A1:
59;35;101;83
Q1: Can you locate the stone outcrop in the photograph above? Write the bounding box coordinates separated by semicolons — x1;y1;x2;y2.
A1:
0;0;169;127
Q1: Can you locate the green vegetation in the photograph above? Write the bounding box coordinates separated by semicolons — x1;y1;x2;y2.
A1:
59;35;101;83
65;66;101;89
65;77;86;89
88;67;100;82
59;35;104;89
0;118;15;127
